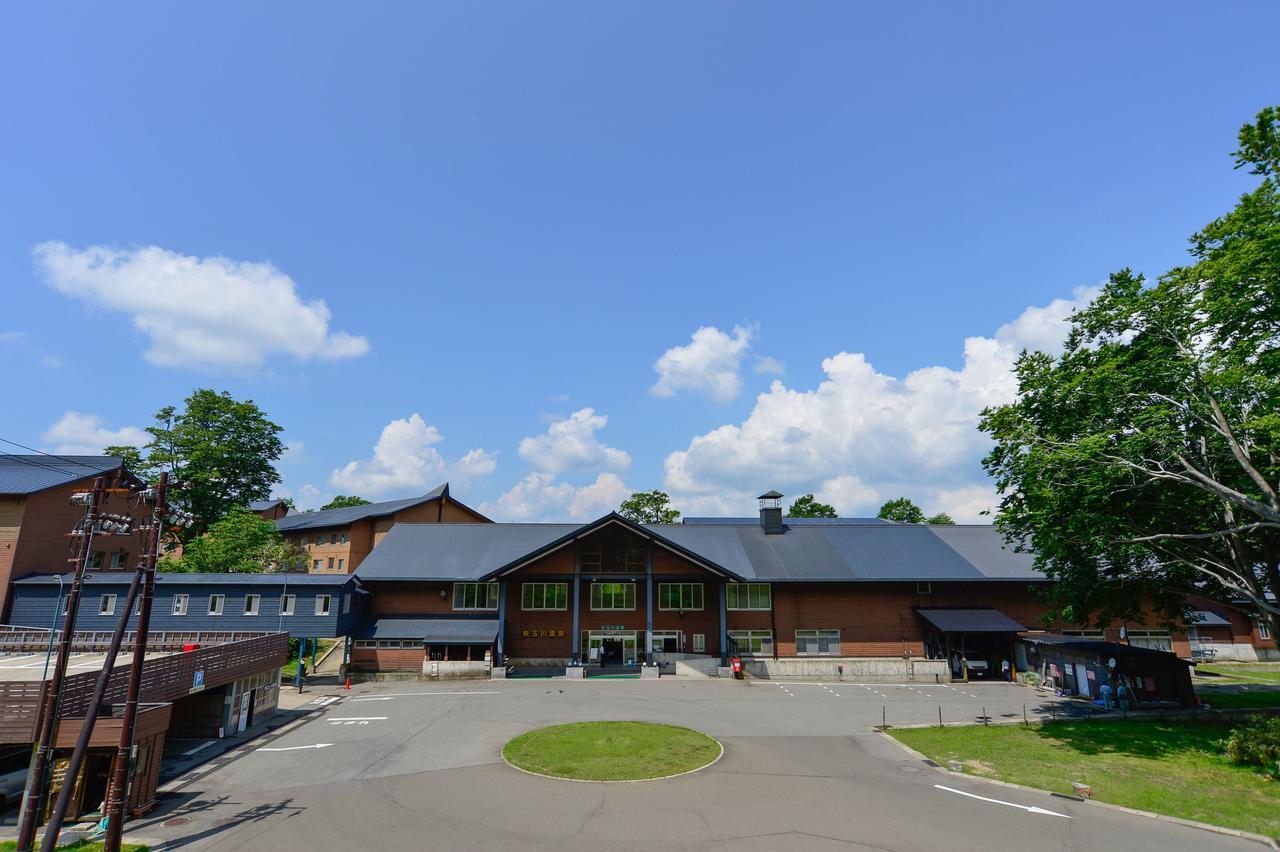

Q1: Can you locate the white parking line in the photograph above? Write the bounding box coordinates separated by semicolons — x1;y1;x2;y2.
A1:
326;717;387;721
182;740;216;757
259;743;333;752
349;691;500;698
934;785;1071;818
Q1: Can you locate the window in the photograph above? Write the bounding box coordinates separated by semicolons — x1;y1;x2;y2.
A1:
1126;630;1172;652
378;640;403;648
1259;620;1272;641
89;552;105;570
337;558;345;571
728;630;773;656
327;557;335;570
342;593;351;615
658;583;703;611
315;595;332;616
281;594;295;616
99;594;116;616
1062;629;1105;640
330;534;338;544
453;582;499;611
61;597;70;615
726;583;771;610
340;533;347;544
244;594;261;616
172;594;188;616
522;582;568;611
916;582;932;595
133;596;142;616
354;639;376;649
692;633;706;653
312;559;321;571
109;551;127;571
796;629;841;656
590;582;635;610
208;594;225;616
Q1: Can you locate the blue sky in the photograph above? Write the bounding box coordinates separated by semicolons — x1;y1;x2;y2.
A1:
2;3;1277;521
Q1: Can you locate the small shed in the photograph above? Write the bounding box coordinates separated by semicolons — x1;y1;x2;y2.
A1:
1017;634;1195;706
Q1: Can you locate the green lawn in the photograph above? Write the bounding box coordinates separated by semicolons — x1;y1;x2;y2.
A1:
502;721;721;781
890;720;1280;837
0;841;147;851
281;638;338;679
1196;663;1280;686
1196;689;1280;710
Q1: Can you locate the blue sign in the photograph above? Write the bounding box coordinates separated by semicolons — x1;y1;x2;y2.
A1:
190;669;205;693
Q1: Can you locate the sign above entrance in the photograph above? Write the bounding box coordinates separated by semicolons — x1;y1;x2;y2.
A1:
600;624;625;630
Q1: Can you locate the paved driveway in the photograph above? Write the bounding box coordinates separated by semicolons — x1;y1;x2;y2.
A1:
130;678;1261;851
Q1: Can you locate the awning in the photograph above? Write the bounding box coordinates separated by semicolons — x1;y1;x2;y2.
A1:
916;608;1026;633
354;617;499;644
1188;610;1230;627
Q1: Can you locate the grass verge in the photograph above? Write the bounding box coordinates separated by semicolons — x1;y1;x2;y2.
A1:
1195;664;1280;686
0;841;147;851
502;721;720;781
1196;690;1280;710
281;638;337;679
890;719;1279;837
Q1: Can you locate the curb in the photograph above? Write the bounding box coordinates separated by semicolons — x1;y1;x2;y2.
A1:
875;729;1280;849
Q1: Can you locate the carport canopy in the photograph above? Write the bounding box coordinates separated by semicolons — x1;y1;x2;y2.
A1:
355;617;500;645
916;608;1026;633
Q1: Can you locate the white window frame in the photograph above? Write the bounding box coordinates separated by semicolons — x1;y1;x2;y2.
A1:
692;633;706;653
61;596;70;616
1259;620;1272;641
208;594;225;616
281;594;296;616
244;594;261;616
796;629;841;656
658;583;703;611
726;583;771;611
521;582;568;611
315;594;332;616
172;594;189;616
337;558;345;571
342;593;351;615
99;594;116;616
590;582;636;611
109;551;127;571
354;639;376;649
453;582;499;611
916;582;932;594
728;629;773;656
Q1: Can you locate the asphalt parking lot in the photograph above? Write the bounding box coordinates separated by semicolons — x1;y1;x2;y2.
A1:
130;678;1260;851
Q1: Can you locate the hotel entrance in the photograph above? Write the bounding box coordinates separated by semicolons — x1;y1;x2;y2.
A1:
584;629;638;668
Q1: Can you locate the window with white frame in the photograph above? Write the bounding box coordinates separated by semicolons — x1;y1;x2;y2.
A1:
522;582;568;611
61;596;70;615
330;534;338;544
692;633;706;653
315;594;332;616
327;557;334;570
337;558;345;571
99;594;116;616
915;582;932;594
590;582;635;610
354;639;376;648
109;551;127;570
1258;620;1272;641
378;640;403;648
281;594;295;616
172;594;188;616
453;582;499;610
726;583;771;610
728;629;773;656
1127;630;1172;652
244;594;261;616
658;583;703;611
340;533;347;544
89;552;105;570
312;559;321;571
208;594;225;615
796;629;841;656
1061;629;1105;640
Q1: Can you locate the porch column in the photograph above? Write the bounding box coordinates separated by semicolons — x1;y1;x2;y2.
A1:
496;580;506;666
571;542;581;665
719;581;728;666
645;540;654;666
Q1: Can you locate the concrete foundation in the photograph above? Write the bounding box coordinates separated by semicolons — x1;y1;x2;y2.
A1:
565;666;585;679
742;657;948;682
641;665;660;679
421;660;491;679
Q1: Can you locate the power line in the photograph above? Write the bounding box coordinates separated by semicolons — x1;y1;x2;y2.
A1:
0;437;131;476
0;451;77;477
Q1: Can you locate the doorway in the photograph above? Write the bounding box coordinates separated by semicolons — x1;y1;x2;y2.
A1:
584;630;638;668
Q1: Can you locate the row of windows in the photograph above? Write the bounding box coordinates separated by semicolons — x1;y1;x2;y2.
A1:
90;593;336;618
312;558;346;571
301;533;348;547
728;630;842;656
354;639;414;649
452;582;773;612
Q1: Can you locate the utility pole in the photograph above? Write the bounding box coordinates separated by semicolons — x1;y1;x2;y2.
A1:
103;472;168;852
15;476;105;852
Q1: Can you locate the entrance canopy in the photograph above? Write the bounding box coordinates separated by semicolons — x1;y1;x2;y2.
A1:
916;608;1026;633
355;617;499;645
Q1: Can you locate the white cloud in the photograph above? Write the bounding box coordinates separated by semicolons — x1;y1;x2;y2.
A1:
42;411;149;455
294;483;327;511
651;324;757;403
754;356;785;376
33;241;370;370
479;472;630;522
330;414;497;497
518;408;630;474
663;287;1099;520
281;439;305;464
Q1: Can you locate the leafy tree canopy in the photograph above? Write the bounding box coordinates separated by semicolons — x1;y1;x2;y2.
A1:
618;490;681;524
164;509;306;573
112;389;285;541
926;513;956;526
980;106;1280;637
787;494;837;518
877;497;926;524
321;495;372;510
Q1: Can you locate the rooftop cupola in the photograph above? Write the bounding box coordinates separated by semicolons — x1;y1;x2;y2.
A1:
758;490;784;534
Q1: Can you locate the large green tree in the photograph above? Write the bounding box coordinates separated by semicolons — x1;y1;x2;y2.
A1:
980;107;1280;637
618;490;681;524
165;509;307;573
321;494;371;510
109;389;285;541
877;497;926;524
787;494;837;518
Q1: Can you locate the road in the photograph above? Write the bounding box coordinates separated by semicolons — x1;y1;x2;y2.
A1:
130;678;1263;851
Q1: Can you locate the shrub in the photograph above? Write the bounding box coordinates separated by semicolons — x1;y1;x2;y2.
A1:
1222;715;1280;775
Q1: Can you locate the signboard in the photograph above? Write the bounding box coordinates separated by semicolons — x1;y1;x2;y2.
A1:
600;625;625;630
189;669;206;694
520;629;566;638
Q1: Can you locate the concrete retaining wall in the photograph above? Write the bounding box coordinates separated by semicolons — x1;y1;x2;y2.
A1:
742;657;947;682
422;660;491;679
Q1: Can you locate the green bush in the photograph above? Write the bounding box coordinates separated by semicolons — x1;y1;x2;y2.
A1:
1221;714;1280;775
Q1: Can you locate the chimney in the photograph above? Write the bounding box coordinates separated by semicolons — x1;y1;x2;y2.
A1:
758;490;784;534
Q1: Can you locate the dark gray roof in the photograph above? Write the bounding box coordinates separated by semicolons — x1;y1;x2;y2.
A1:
276;484;448;532
0;455;123;495
249;499;288;512
1018;633;1192;662
1187;610;1231;627
354;616;498;643
356;517;1043;583
683;517;893;526
916;608;1026;633
14;571;353;587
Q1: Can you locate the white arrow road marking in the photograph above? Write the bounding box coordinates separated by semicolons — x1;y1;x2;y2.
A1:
259;743;334;752
326;717;387;721
350;696;394;701
934;785;1072;818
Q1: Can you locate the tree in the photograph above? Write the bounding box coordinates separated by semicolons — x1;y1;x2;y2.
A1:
165;509;306;573
787;494;837;518
980;106;1280;638
926;513;956;525
877;497;926;524
322;495;371;510
127;390;285;541
618;490;681;524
